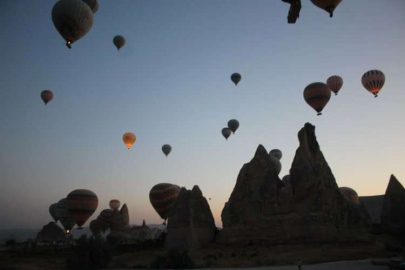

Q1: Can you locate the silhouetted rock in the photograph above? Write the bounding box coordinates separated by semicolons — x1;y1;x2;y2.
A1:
381;175;405;236
130;220;162;242
36;222;66;243
218;123;368;244
165;186;215;250
359;195;384;224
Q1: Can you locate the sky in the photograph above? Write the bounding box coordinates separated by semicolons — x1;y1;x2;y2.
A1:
0;0;404;230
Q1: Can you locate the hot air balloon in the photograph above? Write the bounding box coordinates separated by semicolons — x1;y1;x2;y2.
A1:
269;149;282;160
82;0;99;14
49;203;58;223
303;82;331;116
149;183;181;225
231;73;242;86
270;156;282;175
310;0;342;17
228;119;240;134
222;127;232;140
109;199;120;210
123;132;136;149
55;199;76;234
162;144;172;157
41;90;54;105
113;35;126;50
339;187;359;204
67;189;98;229
362;70;385;98
327;76;343;96
52;0;94;49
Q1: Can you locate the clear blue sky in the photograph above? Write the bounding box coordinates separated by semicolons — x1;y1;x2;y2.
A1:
1;0;404;230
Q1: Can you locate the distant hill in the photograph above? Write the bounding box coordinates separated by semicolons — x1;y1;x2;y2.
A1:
0;223;167;243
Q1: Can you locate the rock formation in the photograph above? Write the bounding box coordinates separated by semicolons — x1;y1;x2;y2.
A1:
36;222;66;243
165;185;216;250
381;175;405;236
218;123;368;244
130;220;162;242
359;195;384;224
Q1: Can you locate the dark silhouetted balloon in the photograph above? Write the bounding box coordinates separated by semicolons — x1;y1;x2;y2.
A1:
310;0;342;17
362;70;385;98
222;128;232;140
339;187;359;204
269;149;282;160
149;183;181;225
231;73;242;86
67;189;98;229
162;144;172;157
109;199;120;210
41;90;54;105
270;156;282;175
49;203;58;223
113;35;126;50
55;198;76;234
123;132;136;149
228;119;240;134
327;76;343;96
82;0;99;14
303;82;331;116
52;0;94;49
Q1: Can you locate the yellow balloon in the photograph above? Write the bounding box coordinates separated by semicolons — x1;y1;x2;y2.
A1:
122;132;136;149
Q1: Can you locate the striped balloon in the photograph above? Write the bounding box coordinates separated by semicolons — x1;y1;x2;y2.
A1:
67;189;98;228
56;198;76;234
109;199;121;210
326;76;343;95
303;82;331;116
362;70;385;98
52;0;94;49
49;203;58;223
149;183;181;224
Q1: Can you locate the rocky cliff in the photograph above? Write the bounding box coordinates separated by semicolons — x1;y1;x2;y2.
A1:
218;123;368;244
381;175;405;236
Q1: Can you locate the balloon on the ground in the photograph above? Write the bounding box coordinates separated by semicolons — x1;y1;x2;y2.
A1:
270;156;282;175
303;82;331;116
113;35;126;50
228;119;240;134
339;187;359;204
327;76;343;95
270;149;282;160
310;0;342;17
222;127;232;140
362;70;385;98
109;199;121;210
55;199;76;234
231;73;242;86
123;132;136;149
67;189;98;229
162;144;172;157
49;203;58;223
52;0;94;49
149;183;181;225
41;90;54;105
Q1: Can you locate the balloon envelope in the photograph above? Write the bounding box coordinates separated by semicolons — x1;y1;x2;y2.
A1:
56;199;76;233
362;70;385;97
52;0;94;48
270;156;282;175
123;132;136;149
327;76;343;95
222;127;232;140
310;0;342;17
109;199;121;210
49;203;58;222
227;119;240;134
339;187;359;204
231;73;242;86
149;183;181;223
269;149;282;160
67;189;98;228
41;90;54;105
303;82;331;115
162;144;172;157
82;0;99;14
113;35;126;50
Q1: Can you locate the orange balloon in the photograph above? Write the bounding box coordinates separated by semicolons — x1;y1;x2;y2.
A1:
123;132;136;149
